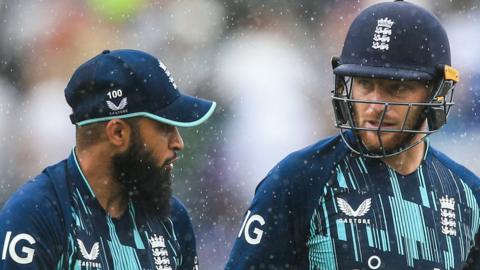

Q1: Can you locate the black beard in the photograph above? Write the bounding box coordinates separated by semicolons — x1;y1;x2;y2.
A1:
111;129;172;220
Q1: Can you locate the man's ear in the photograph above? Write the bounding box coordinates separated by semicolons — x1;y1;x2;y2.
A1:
104;119;131;151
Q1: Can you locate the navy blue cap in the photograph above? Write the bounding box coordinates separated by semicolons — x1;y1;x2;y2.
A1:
65;49;216;126
334;1;451;80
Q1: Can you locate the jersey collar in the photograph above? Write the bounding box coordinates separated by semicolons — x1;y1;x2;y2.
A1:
67;148;97;200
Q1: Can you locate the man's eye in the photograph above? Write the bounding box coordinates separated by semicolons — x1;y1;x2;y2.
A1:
390;83;409;93
358;79;372;87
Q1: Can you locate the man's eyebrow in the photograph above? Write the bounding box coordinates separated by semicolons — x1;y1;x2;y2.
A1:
156;122;173;131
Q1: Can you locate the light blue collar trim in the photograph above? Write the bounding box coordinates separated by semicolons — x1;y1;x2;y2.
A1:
72;148;96;198
76;101;216;127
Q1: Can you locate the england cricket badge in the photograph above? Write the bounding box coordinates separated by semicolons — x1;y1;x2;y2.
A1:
439;195;457;236
149;234;173;270
372;17;394;51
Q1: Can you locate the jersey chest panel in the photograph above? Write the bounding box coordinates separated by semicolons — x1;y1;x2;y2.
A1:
69;192;182;270
306;156;479;270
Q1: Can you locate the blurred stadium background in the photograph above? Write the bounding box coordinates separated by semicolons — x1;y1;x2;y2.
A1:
0;0;478;268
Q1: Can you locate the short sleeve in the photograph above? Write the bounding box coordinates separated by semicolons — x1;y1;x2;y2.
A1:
225;172;298;269
0;179;65;269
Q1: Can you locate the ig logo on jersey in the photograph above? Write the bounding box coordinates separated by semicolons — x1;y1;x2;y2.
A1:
238;210;265;245
1;231;36;264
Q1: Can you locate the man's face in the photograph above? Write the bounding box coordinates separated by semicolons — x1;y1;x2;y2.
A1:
112;118;184;219
351;77;430;153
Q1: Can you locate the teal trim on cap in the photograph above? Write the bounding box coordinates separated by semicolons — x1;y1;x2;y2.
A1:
76;101;216;127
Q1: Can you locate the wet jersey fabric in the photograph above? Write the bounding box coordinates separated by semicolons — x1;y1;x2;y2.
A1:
0;151;198;270
226;133;480;270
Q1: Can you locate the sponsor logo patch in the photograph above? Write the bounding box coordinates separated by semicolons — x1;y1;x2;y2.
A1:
76;239;101;269
238;210;265;245
1;232;36;264
337;197;372;225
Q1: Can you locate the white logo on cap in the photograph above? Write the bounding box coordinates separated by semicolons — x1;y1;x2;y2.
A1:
372;17;394;51
159;61;177;90
106;97;128;111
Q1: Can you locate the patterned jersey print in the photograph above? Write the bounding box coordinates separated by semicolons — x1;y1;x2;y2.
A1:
308;152;479;270
226;134;480;270
0;151;198;270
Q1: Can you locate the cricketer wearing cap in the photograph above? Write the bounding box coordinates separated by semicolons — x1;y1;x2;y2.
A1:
226;1;480;269
0;49;216;269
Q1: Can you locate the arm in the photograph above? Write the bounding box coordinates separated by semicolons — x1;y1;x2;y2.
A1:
170;198;199;270
464;232;480;269
178;215;198;270
225;172;299;269
0;182;64;269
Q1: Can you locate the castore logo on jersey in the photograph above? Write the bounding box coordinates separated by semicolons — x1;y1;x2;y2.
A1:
76;239;101;269
337;197;372;225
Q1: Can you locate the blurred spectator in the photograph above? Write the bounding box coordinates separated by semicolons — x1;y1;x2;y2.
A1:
215;29;324;199
0;77;19;206
16;79;75;179
429;8;480;175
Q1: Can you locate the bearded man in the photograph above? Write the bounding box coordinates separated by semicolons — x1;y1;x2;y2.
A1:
0;49;216;269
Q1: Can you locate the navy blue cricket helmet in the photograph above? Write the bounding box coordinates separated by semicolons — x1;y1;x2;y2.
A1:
331;0;459;158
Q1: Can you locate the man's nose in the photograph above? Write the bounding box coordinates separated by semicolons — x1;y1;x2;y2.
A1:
169;127;185;151
365;87;389;114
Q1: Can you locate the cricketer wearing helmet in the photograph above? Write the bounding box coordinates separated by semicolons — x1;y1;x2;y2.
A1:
226;1;480;269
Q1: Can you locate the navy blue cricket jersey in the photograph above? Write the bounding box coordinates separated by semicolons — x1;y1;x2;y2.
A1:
0;151;198;269
226;133;480;269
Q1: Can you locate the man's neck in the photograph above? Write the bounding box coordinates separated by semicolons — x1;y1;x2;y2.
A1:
75;147;129;218
381;136;426;176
